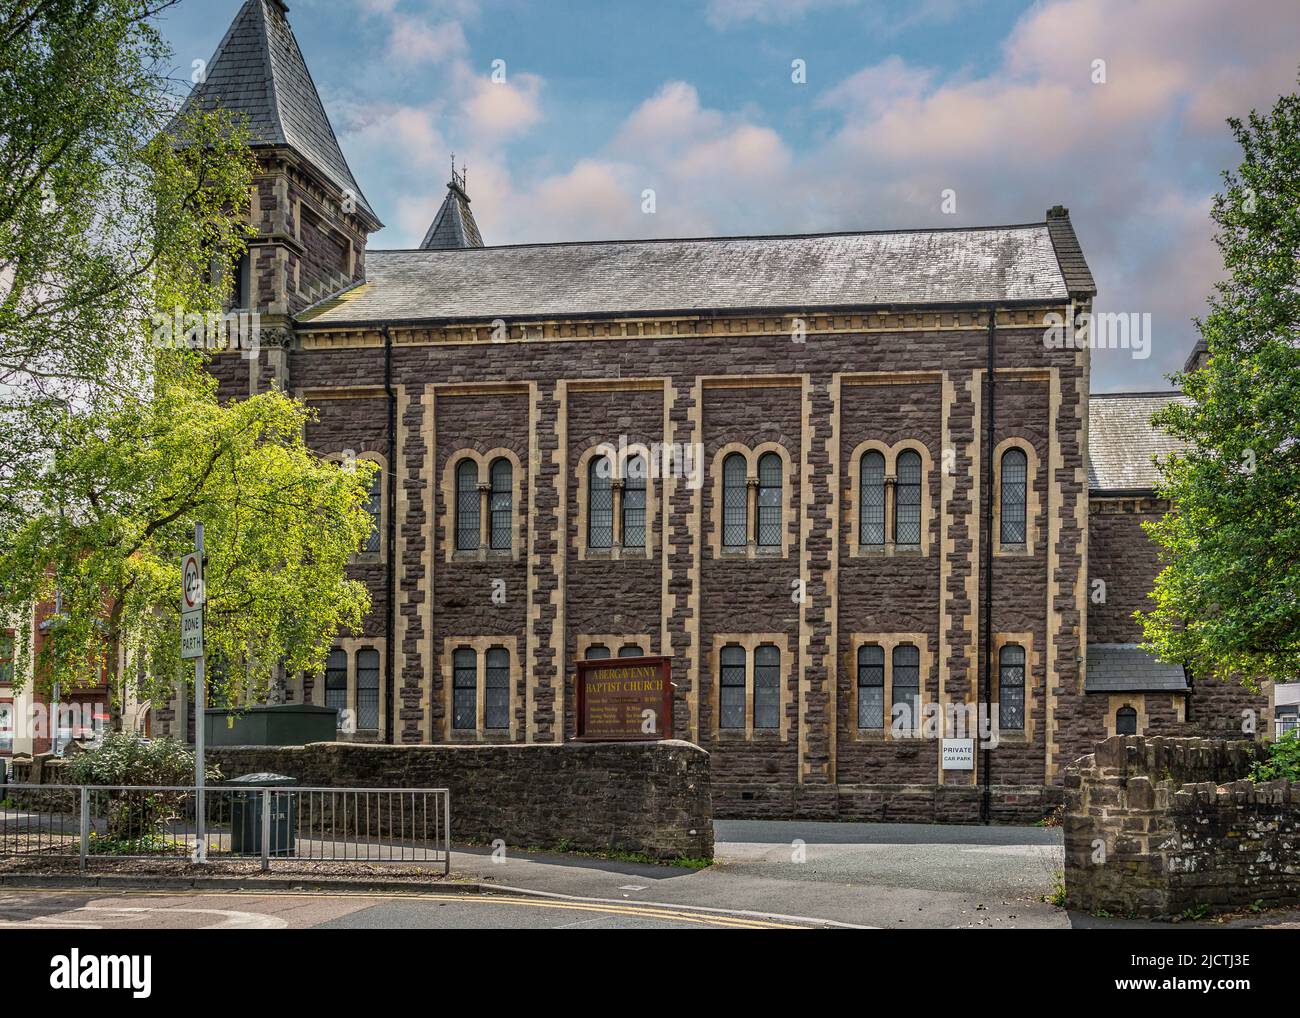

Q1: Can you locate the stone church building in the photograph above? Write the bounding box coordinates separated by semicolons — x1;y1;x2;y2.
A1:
153;0;1266;821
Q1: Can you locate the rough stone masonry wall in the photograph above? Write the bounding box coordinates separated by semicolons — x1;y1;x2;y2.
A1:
1064;735;1300;918
208;739;712;861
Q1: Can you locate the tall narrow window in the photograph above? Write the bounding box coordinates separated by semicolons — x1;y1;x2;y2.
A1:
754;644;780;730
891;644;920;729
485;647;509;730
325;649;347;729
588;456;613;549
622;454;646;548
722;453;747;547
452;648;477;730
489;458;512;551
1000;448;1027;545
356;649;380;730
455;459;479;551
857;645;885;728
363;465;382;553
0;634;12;685
860;451;886;547
757;452;782;547
585;644;610;660
719;644;746;729
618;644;645;658
1116;706;1138;736
998;644;1025;732
895;450;922;546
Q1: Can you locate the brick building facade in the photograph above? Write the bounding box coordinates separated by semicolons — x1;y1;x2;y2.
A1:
153;0;1266;818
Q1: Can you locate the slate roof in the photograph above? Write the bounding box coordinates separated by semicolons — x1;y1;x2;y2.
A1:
1085;644;1189;693
1087;392;1190;493
174;0;378;222
420;181;484;250
298;221;1078;325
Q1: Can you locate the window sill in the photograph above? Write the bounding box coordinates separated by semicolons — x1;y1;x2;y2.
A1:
851;545;929;559
714;728;784;742
994;544;1032;557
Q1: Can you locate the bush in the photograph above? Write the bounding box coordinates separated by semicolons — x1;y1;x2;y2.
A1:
1250;732;1300;783
66;732;220;786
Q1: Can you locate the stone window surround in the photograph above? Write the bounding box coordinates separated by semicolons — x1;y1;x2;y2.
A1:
707;441;796;560
707;633;794;741
844;439;935;557
298;635;386;742
846;632;933;740
576;634;655;662
440;448;524;563
993;631;1036;743
1104;693;1153;738
441;635;521;741
991;437;1041;557
573;441;658;561
323;451;388;565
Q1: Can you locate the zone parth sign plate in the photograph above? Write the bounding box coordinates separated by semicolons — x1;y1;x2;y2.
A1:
180;609;204;660
575;656;673;741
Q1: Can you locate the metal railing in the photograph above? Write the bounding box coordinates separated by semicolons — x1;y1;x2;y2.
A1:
0;784;450;874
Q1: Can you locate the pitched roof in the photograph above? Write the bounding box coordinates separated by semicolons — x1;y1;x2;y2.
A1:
174;0;378;223
299;220;1076;325
421;178;484;250
1087;392;1190;493
1085;644;1188;693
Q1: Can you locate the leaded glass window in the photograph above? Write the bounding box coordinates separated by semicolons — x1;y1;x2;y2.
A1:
1001;447;1027;545
489;458;512;551
455;459;479;551
757;452;782;547
325;649;347;728
895;450;922;546
588;456;613;549
857;644;884;728
754;644;780;730
623;454;646;548
585;644;610;660
719;644;746;729
618;644;644;658
452;648;476;730
860;451;885;547
891;643;920;727
356;648;380;730
485;647;509;730
363;465;382;553
722;453;747;547
999;644;1025;732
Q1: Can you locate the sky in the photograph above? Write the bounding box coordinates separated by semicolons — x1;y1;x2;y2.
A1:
156;0;1300;392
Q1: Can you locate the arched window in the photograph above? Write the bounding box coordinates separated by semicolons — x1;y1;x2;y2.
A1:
754;644;780;730
722;453;747;547
719;644;746;729
455;459;479;551
857;644;884;729
757;452;782;547
585;644;610;660
618;644;645;658
588;456;613;549
622;454;647;548
891;644;920;728
325;649;347;729
860;450;886;547
1116;706;1138;736
489;458;512;551
355;649;380;730
452;647;477;730
1000;447;1027;545
485;647;509;730
363;465;382;553
998;644;1025;731
895;450;922;546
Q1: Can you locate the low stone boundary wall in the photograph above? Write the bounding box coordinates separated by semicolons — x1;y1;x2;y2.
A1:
209;740;712;861
1063;735;1300;918
716;782;1062;825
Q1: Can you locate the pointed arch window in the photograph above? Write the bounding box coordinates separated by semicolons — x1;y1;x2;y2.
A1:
998;644;1025;731
722;453;747;547
489;458;512;551
756;452;782;547
895;450;922;546
622;454;647;548
1000;447;1027;545
860;450;886;547
588;456;613;549
455;459;479;551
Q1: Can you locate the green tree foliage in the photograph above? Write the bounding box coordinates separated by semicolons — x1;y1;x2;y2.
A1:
1250;731;1300;783
1141;79;1300;687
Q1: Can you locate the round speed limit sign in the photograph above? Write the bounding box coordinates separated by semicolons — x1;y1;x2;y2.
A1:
181;552;204;611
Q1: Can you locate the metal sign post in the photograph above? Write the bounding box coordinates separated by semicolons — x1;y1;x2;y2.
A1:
182;525;207;863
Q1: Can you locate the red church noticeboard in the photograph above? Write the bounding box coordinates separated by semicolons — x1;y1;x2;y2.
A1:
575;656;673;741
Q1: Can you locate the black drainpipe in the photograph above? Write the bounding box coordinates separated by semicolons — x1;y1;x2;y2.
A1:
383;325;397;745
981;305;996;823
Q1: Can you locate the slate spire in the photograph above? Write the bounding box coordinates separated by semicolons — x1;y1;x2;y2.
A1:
420;157;484;249
175;0;379;225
